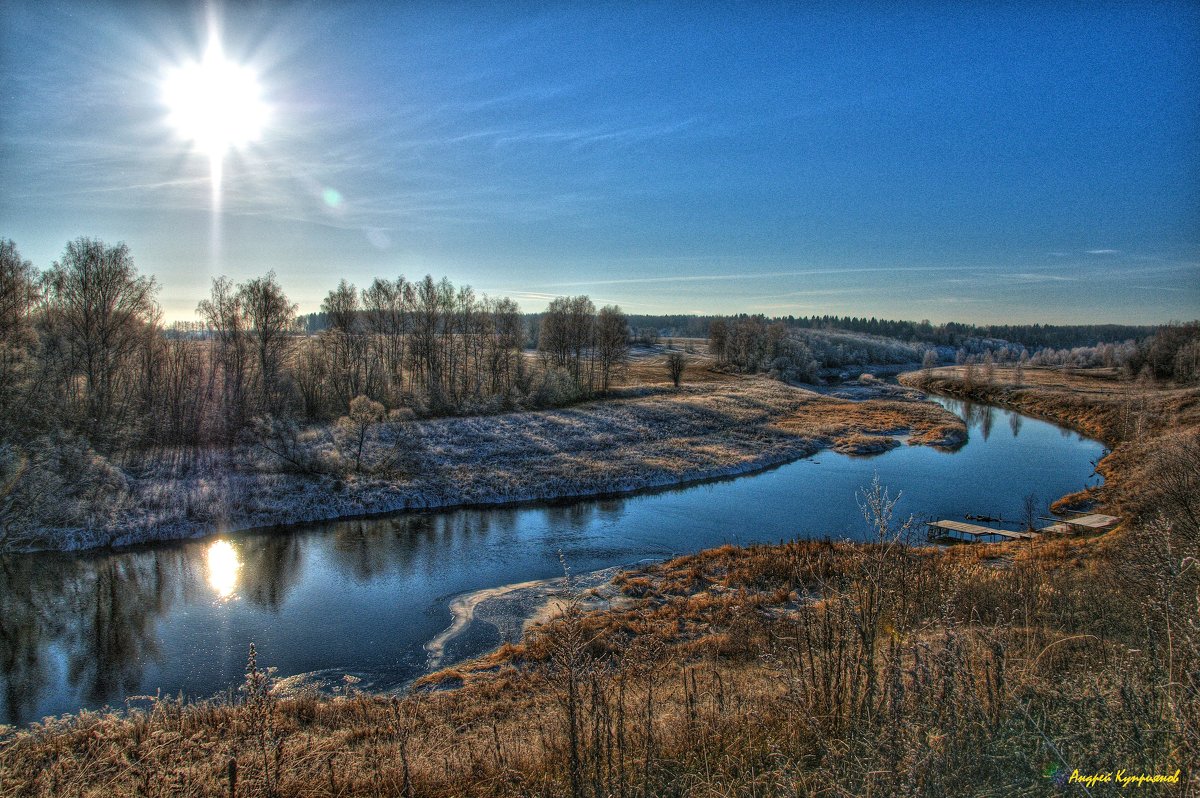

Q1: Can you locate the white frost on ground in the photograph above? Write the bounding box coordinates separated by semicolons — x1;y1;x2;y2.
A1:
13;379;963;553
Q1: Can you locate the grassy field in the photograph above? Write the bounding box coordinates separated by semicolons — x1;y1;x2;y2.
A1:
1;367;1195;795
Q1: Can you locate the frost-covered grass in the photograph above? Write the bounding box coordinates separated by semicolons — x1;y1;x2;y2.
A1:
8;378;965;552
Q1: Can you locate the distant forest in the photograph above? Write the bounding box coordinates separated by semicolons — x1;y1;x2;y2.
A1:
300;309;1157;352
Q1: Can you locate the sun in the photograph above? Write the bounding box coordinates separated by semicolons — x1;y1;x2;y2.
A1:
163;37;267;162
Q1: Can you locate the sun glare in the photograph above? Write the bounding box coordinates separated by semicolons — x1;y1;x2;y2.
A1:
206;539;242;599
164;39;267;159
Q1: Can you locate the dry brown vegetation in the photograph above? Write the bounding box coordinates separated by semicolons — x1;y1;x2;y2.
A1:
1;369;1195;796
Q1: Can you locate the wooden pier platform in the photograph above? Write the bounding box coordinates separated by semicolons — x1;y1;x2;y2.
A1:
929;511;1121;543
1037;513;1120;534
927;520;1034;542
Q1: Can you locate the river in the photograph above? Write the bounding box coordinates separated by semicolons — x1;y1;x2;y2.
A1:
0;397;1104;726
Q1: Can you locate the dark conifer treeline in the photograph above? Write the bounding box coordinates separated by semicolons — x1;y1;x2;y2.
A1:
529;311;1159;352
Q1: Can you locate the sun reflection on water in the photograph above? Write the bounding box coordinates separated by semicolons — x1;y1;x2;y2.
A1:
206;540;242;599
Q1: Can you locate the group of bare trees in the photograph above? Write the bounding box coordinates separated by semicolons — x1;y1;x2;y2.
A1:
0;238;643;463
708;316;819;383
290;275;528;419
1;238;161;451
177;271;544;441
536;296;630;394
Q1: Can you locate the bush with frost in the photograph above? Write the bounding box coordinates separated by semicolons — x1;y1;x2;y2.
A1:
334;395;386;474
330;396;417;476
531;366;581;408
0;432;131;546
245;415;327;475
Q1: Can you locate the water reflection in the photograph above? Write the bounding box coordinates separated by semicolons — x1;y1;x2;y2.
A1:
206;540;241;599
241;534;302;610
67;559;166;708
1008;410;1023;438
0;551;184;723
939;398;1002;439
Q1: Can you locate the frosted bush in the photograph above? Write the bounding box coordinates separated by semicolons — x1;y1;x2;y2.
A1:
532;367;581;407
0;432;132;546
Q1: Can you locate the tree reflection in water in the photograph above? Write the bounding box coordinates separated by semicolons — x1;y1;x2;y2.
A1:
0;555;63;725
1008;410;1023;438
0;531;313;724
240;535;302;611
0;549;189;723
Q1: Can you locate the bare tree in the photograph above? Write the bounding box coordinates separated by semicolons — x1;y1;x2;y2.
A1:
539;295;597;392
0;240;38;346
320;280;368;410
238;272;297;415
363;276;410;403
665;352;686;388
921;348;938;374
198;277;250;437
336;395;386;473
982;350;996;384
708;319;728;364
963;358;978;388
0;240;40;437
485;296;524;396
42;238;159;440
595;305;629;393
1021;492;1040;532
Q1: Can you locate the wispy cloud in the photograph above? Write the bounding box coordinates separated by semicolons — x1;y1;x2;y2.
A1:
492;118;699;149
547;265;992;288
913;296;987;304
1011;272;1078;283
1087;249;1120;255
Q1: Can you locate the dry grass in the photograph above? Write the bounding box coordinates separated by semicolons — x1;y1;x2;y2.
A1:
771;391;967;451
611;344;735;387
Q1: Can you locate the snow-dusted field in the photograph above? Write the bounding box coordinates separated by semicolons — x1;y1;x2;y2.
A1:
12;378;965;552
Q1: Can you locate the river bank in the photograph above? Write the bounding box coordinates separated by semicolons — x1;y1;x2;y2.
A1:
1;369;1192;795
6;377;965;553
900;364;1200;516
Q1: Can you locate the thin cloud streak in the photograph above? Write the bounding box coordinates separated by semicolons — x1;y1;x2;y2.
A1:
547;265;995;288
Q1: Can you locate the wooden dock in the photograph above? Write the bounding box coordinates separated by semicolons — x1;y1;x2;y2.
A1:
929;511;1120;543
1037;513;1120;534
927;520;1034;542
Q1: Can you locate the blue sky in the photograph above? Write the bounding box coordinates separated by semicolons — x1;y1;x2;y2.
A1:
1;1;1197;323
